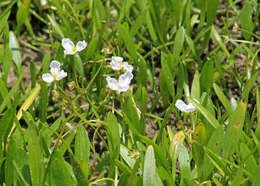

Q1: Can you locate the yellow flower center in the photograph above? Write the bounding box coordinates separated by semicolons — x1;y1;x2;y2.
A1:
118;61;123;66
72;46;77;52
52;73;58;80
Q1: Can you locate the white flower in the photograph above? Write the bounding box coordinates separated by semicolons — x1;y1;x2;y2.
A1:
62;38;87;55
106;71;133;93
41;0;47;6
175;99;196;113
109;56;133;72
42;60;67;83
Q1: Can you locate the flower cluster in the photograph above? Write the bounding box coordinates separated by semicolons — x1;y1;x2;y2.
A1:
42;39;134;94
42;38;87;83
106;56;134;93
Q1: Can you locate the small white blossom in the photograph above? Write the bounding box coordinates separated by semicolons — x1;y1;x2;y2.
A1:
42;60;67;83
109;56;133;72
41;0;47;6
62;38;87;55
106;71;133;93
175;99;196;113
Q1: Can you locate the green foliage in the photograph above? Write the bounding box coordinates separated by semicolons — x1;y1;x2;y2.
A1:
0;0;260;185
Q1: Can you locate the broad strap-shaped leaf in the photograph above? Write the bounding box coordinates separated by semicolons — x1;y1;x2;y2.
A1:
143;145;156;186
191;71;201;100
200;60;214;93
213;83;232;114
0;107;15;145
28;123;44;186
49;154;77;186
223;101;247;158
9;31;22;73
173;27;185;63
75;125;90;178
240;2;254;40
106;112;120;161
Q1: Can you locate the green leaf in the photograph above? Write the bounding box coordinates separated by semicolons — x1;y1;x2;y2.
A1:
224;101;246;158
49;155;76;186
106;112;120;161
173;27;185;63
28;123;44;186
242;69;260;102
145;9;158;42
75;125;90;178
120;22;137;61
5;137;18;185
239;142;257;175
203;126;225;178
190;98;221;128
191;71;200;100
159;67;170;106
177;144;192;185
16;0;31;33
123;93;143;134
210;26;230;57
213;83;232;114
240;2;254;40
161;53;175;97
204;146;228;177
192;123;207;178
136;54;147;86
9;31;22;73
185;34;197;58
172;0;185;27
73;54;85;76
2;47;13;83
143;145;156;186
231;169;243;186
0;108;15;145
200;60;214;93
206;0;219;25
39;53;50;122
120;145;136;169
84;36;98;61
159;52;175;106
130;9;147;36
0;2;12;34
252;166;260;186
256;88;260;139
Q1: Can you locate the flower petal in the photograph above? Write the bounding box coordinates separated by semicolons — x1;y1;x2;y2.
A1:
123;62;133;72
62;38;74;54
185;103;196;112
50;60;61;74
119;71;133;85
110;61;123;70
112;56;123;63
41;0;47;6
56;70;67;80
76;41;87;52
42;73;54;83
175;99;195;113
106;76;118;91
118;83;130;92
